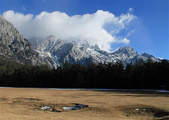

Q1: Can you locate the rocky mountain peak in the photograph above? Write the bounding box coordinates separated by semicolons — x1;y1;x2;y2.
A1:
90;44;100;50
0;17;46;66
81;40;90;48
114;46;138;58
118;46;136;53
0;16;22;46
142;52;154;58
47;35;56;41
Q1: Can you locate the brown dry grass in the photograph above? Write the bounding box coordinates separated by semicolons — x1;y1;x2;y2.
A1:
0;88;169;120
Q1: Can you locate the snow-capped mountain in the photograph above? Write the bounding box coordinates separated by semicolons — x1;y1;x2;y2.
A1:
30;35;160;68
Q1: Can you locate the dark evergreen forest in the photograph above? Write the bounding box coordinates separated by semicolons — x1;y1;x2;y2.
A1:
0;58;169;90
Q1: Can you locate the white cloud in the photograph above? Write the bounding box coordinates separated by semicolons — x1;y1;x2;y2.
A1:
2;9;136;52
128;8;133;13
118;38;130;44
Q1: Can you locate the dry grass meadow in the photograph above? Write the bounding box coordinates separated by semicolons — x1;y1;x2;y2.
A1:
0;88;169;120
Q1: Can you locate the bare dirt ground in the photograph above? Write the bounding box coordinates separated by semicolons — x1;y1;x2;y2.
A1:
0;88;169;120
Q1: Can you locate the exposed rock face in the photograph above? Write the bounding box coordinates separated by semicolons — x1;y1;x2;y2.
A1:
0;16;45;66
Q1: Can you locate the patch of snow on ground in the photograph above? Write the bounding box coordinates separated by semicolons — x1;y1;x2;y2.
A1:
41;106;50;110
63;104;88;110
63;107;80;110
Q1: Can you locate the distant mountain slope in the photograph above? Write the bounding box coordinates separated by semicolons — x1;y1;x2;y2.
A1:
0;16;56;67
30;35;160;67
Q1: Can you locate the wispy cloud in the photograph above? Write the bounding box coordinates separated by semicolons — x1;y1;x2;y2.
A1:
128;8;133;13
2;9;136;52
22;5;26;11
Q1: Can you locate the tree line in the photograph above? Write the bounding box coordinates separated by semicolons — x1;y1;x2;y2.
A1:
0;59;169;90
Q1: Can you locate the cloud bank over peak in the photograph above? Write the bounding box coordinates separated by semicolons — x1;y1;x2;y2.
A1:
2;9;136;52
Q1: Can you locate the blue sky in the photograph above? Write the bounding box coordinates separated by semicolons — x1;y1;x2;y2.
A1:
0;0;168;59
